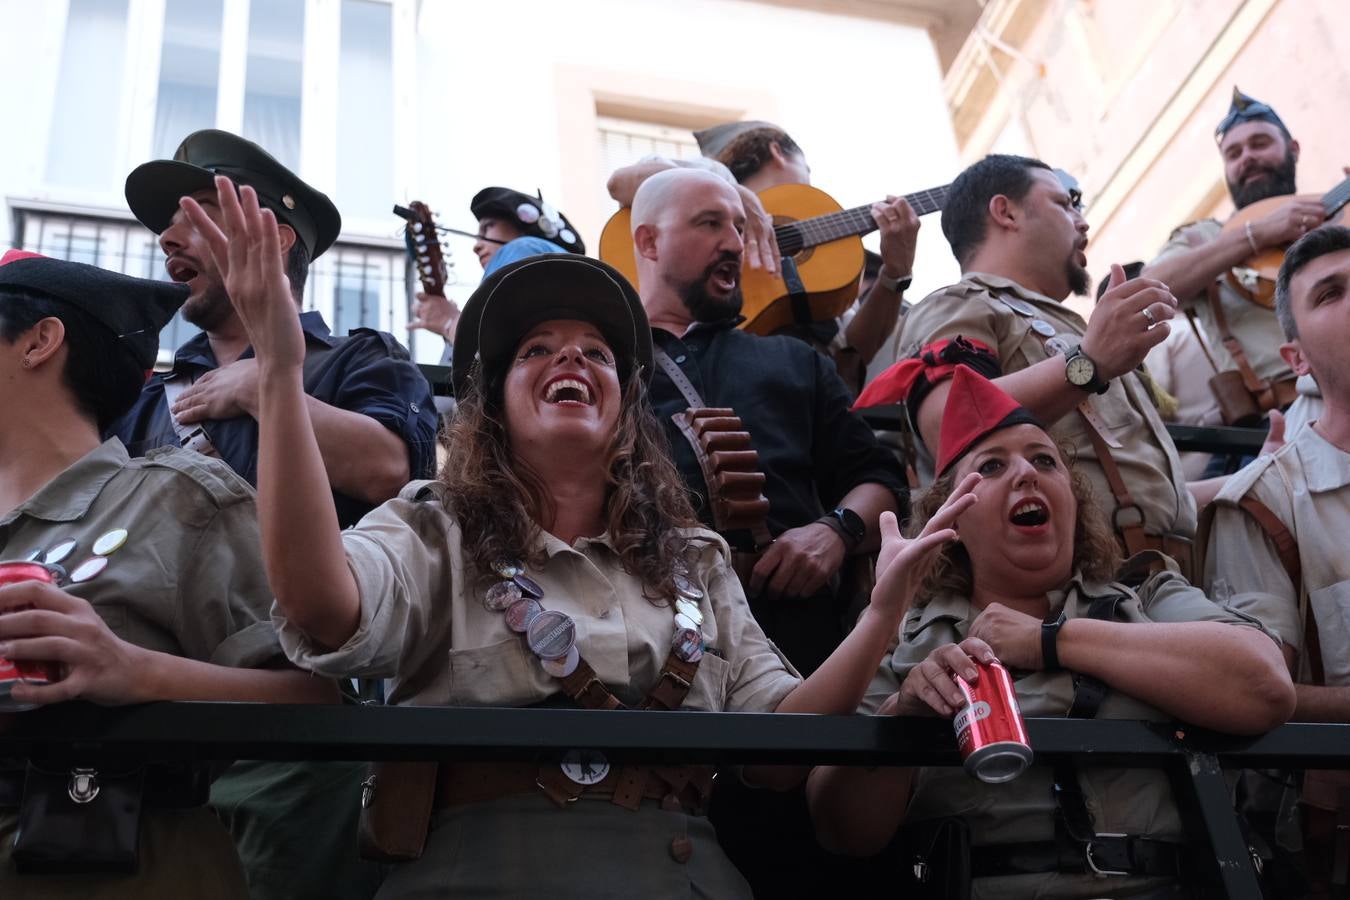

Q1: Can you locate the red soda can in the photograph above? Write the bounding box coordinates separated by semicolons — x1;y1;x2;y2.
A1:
0;561;62;711
952;659;1033;783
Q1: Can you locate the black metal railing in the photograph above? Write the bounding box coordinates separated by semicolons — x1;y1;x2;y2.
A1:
4;703;1341;899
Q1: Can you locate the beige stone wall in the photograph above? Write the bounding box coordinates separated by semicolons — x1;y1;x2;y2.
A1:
943;0;1350;316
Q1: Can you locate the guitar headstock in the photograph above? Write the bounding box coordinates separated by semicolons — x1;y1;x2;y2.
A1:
393;201;450;296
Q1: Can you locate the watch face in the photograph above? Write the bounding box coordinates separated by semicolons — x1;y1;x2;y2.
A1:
837;508;865;541
1066;355;1095;386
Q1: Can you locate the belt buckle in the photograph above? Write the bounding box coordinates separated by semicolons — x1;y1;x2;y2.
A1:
1112;504;1145;533
1085;833;1130;876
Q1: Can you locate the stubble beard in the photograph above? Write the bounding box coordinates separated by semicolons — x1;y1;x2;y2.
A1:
181;278;235;332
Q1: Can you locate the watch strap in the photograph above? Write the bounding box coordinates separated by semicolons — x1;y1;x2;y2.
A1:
816;509;863;552
1041;611;1067;671
876;270;912;294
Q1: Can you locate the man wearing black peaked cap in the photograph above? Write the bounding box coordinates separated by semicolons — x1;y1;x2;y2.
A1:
1143;87;1334;452
0;250;336;898
113;128;437;528
114;130;422;900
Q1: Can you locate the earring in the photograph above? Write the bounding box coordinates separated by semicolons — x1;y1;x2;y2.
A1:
21;357;32;369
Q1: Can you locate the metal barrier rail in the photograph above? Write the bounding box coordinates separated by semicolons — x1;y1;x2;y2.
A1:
7;704;1349;898
414;363;1272;459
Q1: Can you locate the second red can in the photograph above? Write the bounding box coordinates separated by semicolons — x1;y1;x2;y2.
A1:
952;659;1033;783
0;561;63;712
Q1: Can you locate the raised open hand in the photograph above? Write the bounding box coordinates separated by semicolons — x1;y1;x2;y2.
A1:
180;175;305;372
870;472;980;624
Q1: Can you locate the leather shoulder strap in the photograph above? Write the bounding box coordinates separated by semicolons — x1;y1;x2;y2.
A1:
1078;410;1147;557
1207;281;1270;394
653;346;706;409
1234;495;1321;684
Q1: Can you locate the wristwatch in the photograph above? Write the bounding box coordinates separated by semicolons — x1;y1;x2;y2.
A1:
1064;347;1109;395
1041;611;1067;671
875;269;912;294
818;507;866;552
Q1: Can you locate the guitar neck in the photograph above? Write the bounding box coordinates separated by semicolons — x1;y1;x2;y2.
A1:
1323;176;1350;218
776;185;949;255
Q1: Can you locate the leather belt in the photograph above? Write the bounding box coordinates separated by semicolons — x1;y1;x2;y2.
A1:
972;835;1187;879
433;762;712;814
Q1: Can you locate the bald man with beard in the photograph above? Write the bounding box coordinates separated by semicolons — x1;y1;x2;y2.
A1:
631;168;907;896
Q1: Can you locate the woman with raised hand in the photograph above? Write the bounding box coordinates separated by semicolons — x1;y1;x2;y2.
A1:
807;362;1295;899
180;175;969;898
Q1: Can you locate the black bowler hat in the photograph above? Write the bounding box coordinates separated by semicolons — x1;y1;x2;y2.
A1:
452;254;650;398
0;249;187;371
470;187;584;254
125;129;342;258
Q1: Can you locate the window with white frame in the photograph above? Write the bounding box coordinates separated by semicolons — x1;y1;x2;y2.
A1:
595;115;704;210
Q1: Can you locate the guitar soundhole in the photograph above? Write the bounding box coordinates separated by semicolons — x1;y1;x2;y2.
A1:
771;215;814;265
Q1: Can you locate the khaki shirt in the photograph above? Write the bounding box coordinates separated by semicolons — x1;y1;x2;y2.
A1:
0;439;283;668
1152;219;1293;384
861;572;1273;899
1206;424;1350;678
900;273;1196;539
279;481;802;712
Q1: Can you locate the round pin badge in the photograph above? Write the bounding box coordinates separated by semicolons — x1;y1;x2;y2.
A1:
515;203;540;224
505;597;542;633
1002;297;1036;316
674;598;704;627
672;627;704;663
559;228;577;246
527;610;576;660
44;540;77;566
92;528;128;557
674;611;700;633
559;749;609;786
69;556;108;583
512;573;544;600
1030;319;1057;337
673;574;703;601
540;645;580;678
484;580;523;612
491;558;524;579
1045;336;1074;357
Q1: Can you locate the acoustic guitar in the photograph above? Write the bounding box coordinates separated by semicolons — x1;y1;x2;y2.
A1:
393;202;450;296
1221;176;1350;308
598;182;948;335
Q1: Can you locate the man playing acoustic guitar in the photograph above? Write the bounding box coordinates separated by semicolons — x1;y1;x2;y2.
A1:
1142;88;1333;451
608;120;920;394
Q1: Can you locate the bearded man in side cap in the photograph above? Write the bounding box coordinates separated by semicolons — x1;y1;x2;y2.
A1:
1142;87;1338;451
0;250;337;899
113;129;438;529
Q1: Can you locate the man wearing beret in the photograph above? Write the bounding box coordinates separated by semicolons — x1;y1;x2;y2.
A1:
0;250;337;897
407;186;584;352
112;129;418;900
112;128;438;529
1143;88;1334;456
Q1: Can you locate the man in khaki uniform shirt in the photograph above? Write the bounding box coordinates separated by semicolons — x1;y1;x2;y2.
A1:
1143;88;1330;430
1206;226;1350;711
898;155;1201;567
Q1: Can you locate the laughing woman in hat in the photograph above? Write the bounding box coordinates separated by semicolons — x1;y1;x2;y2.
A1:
184;174;969;897
0;250;335;898
807;361;1295;899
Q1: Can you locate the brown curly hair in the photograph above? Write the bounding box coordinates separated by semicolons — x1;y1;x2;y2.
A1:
440;361;703;604
715;127;804;185
907;442;1121;604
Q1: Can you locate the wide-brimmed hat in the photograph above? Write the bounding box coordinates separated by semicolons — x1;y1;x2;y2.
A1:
470;187;584;254
452;254;650;398
125;129;341;258
0;249;187;373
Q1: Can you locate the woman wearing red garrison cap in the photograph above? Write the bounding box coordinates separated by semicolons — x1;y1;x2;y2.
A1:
809;363;1294;900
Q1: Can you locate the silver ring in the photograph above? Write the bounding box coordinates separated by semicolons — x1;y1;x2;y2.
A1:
1142;307;1156;327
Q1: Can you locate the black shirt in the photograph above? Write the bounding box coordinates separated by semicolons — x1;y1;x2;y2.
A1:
110;311;439;528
